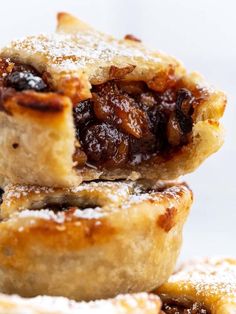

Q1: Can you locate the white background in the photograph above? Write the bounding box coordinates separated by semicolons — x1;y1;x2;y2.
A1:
0;0;235;260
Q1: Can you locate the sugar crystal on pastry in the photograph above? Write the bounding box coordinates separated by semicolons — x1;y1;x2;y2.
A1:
0;292;162;314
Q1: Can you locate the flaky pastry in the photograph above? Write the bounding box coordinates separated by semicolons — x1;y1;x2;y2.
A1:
155;257;236;314
0;181;192;301
0;292;161;314
0;13;226;187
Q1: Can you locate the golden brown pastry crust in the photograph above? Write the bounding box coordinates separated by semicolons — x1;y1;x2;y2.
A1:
0;292;162;314
0;13;226;187
155;257;236;314
0;181;192;301
1;13;185;100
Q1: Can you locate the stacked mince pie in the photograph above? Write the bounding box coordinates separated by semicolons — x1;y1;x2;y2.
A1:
0;12;234;314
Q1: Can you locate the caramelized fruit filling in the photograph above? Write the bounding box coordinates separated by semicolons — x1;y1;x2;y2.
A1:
162;301;209;314
74;81;194;168
0;59;195;170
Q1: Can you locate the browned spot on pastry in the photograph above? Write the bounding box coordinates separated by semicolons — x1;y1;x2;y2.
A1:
147;198;156;204
109;65;136;80
157;207;177;232
15;92;65;112
0;219;116;269
82;219;108;241
124;34;142;42
208;120;219;127
0;86;66;114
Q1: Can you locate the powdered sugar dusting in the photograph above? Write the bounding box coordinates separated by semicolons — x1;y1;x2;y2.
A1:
4;181;132;201
16;209;66;224
1;181;190;224
168;258;236;302
0;292;160;314
3;184;54;207
2;181;132;210
13;207;107;224
125;183;188;209
1;31;162;77
69;180;134;203
73;208;104;219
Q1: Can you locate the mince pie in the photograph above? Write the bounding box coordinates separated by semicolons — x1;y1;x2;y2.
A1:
0;180;192;301
156;257;236;314
0;13;226;187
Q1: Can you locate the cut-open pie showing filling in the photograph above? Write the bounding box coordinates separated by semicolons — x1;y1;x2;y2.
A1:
0;180;192;301
155;257;236;314
0;13;226;187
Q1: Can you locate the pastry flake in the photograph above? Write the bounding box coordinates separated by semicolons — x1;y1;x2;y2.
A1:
0;13;226;187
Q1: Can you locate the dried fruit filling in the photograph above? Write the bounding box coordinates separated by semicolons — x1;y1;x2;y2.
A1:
0;59;195;169
74;81;194;168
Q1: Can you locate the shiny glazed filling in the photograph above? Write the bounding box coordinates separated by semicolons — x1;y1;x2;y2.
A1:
162;301;209;314
0;59;195;170
73;81;194;169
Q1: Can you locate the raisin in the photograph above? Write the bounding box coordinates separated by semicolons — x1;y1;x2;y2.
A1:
73;100;95;138
81;123;129;167
175;88;193;133
176;88;192;111
167;113;183;146
147;108;167;150
6;71;47;91
130;133;156;153
176;109;192;133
